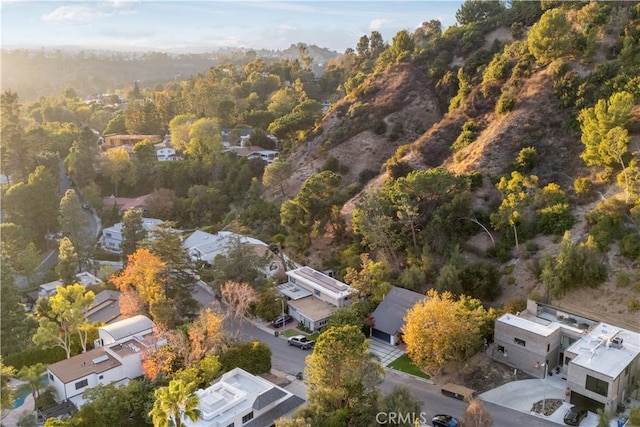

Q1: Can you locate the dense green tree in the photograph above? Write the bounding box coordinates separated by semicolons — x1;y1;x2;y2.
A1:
302;325;384;425
3;165;59;241
33;283;95;358
0;90;28;184
344;253;392;301
263;159;293;197
455;0;505;25
69;380;154;427
12;242;41;286
0;358;16;412
103;112;127;135
168;114;195;152
121;208;148;262
133;139;157;165
17;363;47;402
388;29;416;62
527;8;573;64
378;386;423;427
59;189;94;264
490;171;538;249
124;99;163;135
220;341;271;374
100;147;137;197
186;118;223;162
0;254;33;356
149;379;200;427
64;127;100;188
325;306;365;331
56;237;79;284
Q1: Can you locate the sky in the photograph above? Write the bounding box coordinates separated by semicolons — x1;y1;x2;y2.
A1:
1;1;465;53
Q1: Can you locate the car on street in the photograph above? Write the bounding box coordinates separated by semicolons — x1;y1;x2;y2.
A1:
82;203;90;210
563;406;587;426
271;314;293;328
432;414;459;427
288;335;314;350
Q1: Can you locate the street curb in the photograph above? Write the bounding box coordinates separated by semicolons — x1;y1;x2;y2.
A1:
384;367;435;385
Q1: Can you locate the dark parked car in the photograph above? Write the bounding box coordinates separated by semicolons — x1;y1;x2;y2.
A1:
564;406;587;426
432;414;459;427
271;314;293;328
288;335;314;349
81;203;90;210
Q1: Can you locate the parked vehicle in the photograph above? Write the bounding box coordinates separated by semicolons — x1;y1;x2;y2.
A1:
563;406;587;426
288;335;314;350
271;314;293;328
82;203;90;210
432;414;459;427
441;383;476;401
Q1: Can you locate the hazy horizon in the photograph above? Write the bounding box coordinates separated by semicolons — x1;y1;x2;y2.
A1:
1;1;464;54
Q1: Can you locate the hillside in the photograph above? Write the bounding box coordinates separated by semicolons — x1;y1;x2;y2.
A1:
277;4;640;329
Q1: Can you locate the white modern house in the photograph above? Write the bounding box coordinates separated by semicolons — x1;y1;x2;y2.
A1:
182;230;284;277
493;300;640;415
277;267;356;331
183;367;304;427
99;217;163;253
47;315;166;406
38;272;103;298
154;136;181;161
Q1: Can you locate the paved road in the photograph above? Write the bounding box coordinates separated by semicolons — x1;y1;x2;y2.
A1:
231;315;561;427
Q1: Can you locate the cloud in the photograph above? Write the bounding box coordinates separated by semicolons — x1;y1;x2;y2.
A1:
369;18;391;31
41;2;137;23
41;5;109;23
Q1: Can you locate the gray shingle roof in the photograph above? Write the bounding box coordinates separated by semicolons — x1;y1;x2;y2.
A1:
253;387;287;410
245;395;305;427
370;286;424;335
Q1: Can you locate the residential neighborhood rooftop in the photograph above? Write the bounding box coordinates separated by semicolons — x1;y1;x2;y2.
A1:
100;315;154;343
48;347;122;384
566;322;640;379
370;286;424;336
287;297;335;322
287;266;354;299
497;313;563;337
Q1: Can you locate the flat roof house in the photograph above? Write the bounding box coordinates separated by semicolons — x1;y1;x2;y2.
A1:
493;300;640;415
370;286;424;345
183;367;304;427
38;272;103;298
277;267;356;331
99;217;163;253
47;315;166;406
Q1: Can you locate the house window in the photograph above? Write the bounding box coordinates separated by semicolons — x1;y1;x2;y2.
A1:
564;357;572;365
290;277;296;284
585;375;608;397
241;412;254;423
225;424;234;427
497;345;505;354
98;375;103;380
314;289;321;297
106;232;112;237
75;379;89;390
514;338;526;347
547;343;550;352
49;373;54;382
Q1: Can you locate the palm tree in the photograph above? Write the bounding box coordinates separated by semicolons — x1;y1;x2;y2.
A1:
17;363;47;402
149;379;200;427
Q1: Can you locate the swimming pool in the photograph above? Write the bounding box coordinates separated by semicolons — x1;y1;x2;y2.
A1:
11;390;29;409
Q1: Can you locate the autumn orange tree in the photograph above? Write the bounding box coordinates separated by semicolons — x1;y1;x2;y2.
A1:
111;248;178;328
402;290;495;373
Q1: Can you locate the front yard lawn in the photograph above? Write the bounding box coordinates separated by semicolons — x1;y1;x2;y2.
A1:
387;354;430;379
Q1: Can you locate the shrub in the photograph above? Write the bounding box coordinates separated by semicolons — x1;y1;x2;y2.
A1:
514;147;538;172
503;297;527;313
627;296;640;312
586;200;628;251
535;203;575;235
321;155;348;175
620;233;640;260
385;160;413;179
372;119;387;135
629;407;640;426
358;169;378;185
451;121;481;152
465;171;484;190
4;346;68;371
526;241;539;254
388;122;404;142
220;341;271;374
458;262;502;301
487;241;513;262
616;272;631;288
496;91;515;114
573;177;593;198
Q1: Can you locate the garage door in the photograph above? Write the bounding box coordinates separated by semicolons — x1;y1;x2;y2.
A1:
371;328;391;343
570;392;605;413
